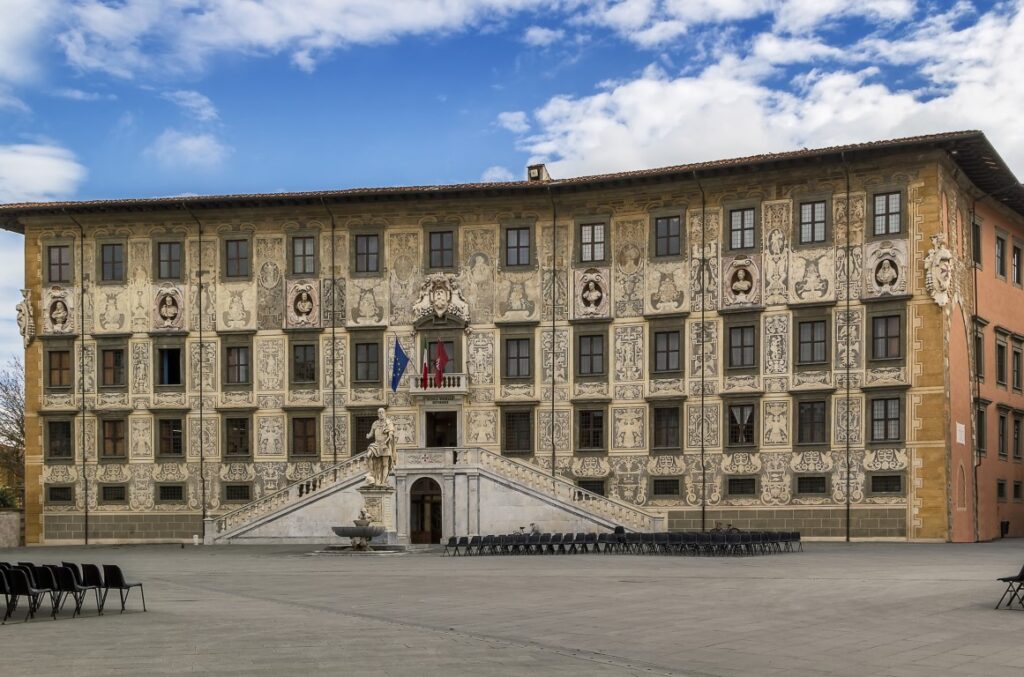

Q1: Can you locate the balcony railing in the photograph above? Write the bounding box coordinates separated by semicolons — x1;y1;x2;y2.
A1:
408;372;469;395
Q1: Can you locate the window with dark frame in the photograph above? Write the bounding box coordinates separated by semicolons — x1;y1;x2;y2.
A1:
102;419;126;458
100;348;125;387
292;417;317;456
49;350;72;388
654;216;681;257
728;326;756;368
798;320;827;364
429;231;455;268
100;243;124;281
799;201;826;244
48;486;73;503
728;477;756;495
157;241;182;279
505;227;531;267
652;478;680;496
997;480;1007;499
999;413;1007;457
427;341;456;374
225;418;250;457
578;410;604;450
225;484;251;502
292;344;317;383
871;398;901;442
505;338;531;378
728;404;755;445
729;208;755;249
1015;417;1021;459
654;331;680;373
47;420;73;459
354;342;380;382
502;410;532;454
797;401;827;444
158;418;184;456
577;480;605;496
652;406;680;449
158;485;185;502
578;335;605;376
972;220;982;264
871;475;902;493
226;346;250;385
873;192;901;235
1013;245;1022;284
1015;482;1022;501
977;406;987;453
997;342;1008;385
797;476;827;494
101;485;127;503
975;332;985;378
996;236;1007;277
1014;349;1022;389
292;236;316;275
872;315;901;360
157;347;182;386
355;234;379;273
579;223;606;262
353;415;376;455
225;239;250;278
48;244;71;283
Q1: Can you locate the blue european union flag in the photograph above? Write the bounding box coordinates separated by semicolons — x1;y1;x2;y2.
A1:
390;340;410;392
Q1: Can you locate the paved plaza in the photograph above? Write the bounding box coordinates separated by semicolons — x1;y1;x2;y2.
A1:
2;540;1024;676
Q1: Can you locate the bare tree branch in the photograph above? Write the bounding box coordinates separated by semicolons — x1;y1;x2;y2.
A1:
0;355;25;504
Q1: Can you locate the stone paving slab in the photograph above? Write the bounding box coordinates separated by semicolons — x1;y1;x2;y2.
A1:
2;541;1024;676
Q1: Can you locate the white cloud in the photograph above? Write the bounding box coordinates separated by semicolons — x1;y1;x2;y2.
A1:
161;90;218;122
0;144;87;203
523;25;565;46
0;88;29;113
145;129;230;169
0;0;58;83
497;111;530;133
53;87;115;101
481;165;517;182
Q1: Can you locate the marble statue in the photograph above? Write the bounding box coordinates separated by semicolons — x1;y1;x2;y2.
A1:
924;233;953;308
16;289;34;348
365;407;397;487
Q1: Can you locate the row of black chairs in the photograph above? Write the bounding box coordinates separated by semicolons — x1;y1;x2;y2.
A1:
0;561;145;623
443;531;803;556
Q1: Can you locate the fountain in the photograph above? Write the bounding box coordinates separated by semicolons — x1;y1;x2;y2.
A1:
330;508;386;552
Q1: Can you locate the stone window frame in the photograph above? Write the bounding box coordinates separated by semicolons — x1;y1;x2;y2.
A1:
973;323;986;381
998;407;1010;458
155;483;187;504
976;401;989;455
98;414;128;461
650;476;682;498
289;336;320;388
867;472;905;497
44;340;75;393
288;229;320;278
222;413;254;460
419;327;464;375
1014;481;1023;501
98;483;129;505
723;312;760;375
648;206;686;262
572;214;611;266
96;237;128;284
649;319;683;379
577;479;607;497
649;399;684;454
422;223;459;273
792;307;831;370
1013;414;1022;460
500;324;535;383
223;483;253;503
43;415;76;463
499;219;538;271
723;395;760;450
995;228;1009;280
794;473;829;496
499;404;534;456
350;408;378;457
221;334;254;391
220;232;254;282
154;414;187;460
45;237;76;285
350;226;385;278
995;329;1010;388
865;389;907;447
866;300;907;368
96;339;129;392
46;484;75;505
349;328;384;386
867;185;907;240
726;475;758;497
997;479;1008;501
153;237;186;282
153;337;187;392
1011;238;1023;287
793;394;831;448
287;411;320;459
792;192;832;249
722;198;761;253
574;404;609;454
1012;339;1023;392
573;322;609;382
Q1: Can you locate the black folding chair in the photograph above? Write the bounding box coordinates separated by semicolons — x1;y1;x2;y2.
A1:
995;563;1024;609
584;533;598;553
525;532;541;555
81;564;106;614
454;536;470;556
5;568;47;622
50;566;90;618
442;536;458;556
467;535;482;556
102;565;146;613
0;568;13;624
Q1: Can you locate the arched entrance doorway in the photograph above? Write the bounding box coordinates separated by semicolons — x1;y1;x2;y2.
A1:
410;477;442;544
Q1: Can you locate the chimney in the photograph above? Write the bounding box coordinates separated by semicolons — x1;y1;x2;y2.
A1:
527;163;551;182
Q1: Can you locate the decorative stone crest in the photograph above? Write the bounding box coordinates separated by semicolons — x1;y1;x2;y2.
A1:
412;272;469;323
723;255;760;307
573;267;609;319
865;239;908;297
44;287;74;335
924;233;953;308
287;281;320;328
15;289;35;347
153;285;184;330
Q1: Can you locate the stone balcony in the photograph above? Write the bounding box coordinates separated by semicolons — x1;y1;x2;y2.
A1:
407;372;469;395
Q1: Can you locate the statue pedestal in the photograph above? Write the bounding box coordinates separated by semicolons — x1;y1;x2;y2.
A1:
358;484;397;544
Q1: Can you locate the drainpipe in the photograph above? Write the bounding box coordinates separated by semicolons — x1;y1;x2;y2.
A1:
63;210;89;545
840;152;853;542
183;205;208;540
321;198;339;473
694;171;707;532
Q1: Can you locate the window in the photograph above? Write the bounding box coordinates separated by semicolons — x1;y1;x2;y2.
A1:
870;398;901;442
728;326;756;368
48;245;71;283
652;478;680;496
225;418;250;457
292;344;317;383
354;342;379;382
797;476;827;495
47;486;73;503
797;401;827;444
157;242;182;279
977;406;987;453
505;227;531;267
798;320;827;364
999;413;1008;457
872;316;901;360
158;419;184;457
355;234;379;273
871;474;902;493
1013;245;1022;284
505;338;531;378
225;346;251;385
578;410;605;450
579;223;606;262
429;231;455;268
100;349;125;387
652;406;680;449
1015;417;1021;459
1013;349;1022;390
101;419;126;458
729;208;755;249
873;192;901;235
997;480;1007;500
426;341;456;374
975;332;985;378
728;477;756;495
47;420;73;459
997;342;1008;385
157;347;183;386
291;417;317;456
996;236;1007;277
101;485;127;503
577;480;606;496
1015;482;1022;501
158;485;185;503
100;243;124;282
353;414;376;455
292;235;316;275
654;216;681;257
578;335;605;376
48;350;72;388
799;201;826;244
224;484;251;502
502;410;532;454
972;220;982;265
225;239;250;278
727;404;755;446
653;331;680;373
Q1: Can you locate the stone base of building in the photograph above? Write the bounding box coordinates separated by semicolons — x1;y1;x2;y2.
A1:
41;514;204;543
667;506;906;539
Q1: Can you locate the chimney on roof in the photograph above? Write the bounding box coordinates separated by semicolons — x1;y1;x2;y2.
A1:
527;163;551;182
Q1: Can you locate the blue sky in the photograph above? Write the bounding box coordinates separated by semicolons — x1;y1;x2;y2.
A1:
0;0;1022;358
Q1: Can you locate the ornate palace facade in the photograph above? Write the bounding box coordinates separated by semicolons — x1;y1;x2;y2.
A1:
4;131;1024;545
